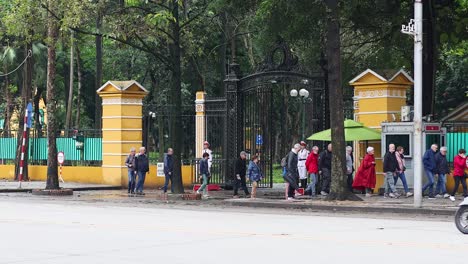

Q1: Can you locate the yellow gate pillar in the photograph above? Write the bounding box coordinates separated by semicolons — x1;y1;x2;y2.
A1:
195;91;206;159
349;69;413;189
97;81;148;186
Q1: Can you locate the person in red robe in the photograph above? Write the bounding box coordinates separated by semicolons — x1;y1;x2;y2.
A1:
352;146;376;197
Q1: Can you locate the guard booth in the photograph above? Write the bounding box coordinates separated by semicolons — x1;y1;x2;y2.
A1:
381;117;446;189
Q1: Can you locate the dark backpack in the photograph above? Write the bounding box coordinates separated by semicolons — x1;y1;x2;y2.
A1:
280;154;289;168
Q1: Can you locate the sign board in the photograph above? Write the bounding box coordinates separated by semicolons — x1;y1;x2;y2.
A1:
157;163;165;177
256;135;263;145
57;151;65;165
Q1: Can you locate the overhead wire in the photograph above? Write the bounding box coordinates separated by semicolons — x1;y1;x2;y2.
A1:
0;49;32;77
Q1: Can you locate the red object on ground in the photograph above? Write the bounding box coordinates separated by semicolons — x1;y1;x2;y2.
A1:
297;188;304;195
193;184;221;192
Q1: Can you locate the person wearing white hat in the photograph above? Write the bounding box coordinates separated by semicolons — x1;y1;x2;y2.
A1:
297;141;309;189
203;141;213;171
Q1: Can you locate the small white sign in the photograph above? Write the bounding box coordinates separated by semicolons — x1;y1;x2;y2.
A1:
157;163;165;177
57;152;65;165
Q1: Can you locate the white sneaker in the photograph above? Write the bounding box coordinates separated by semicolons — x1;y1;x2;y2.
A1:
406;192;413;198
389;193;396;198
365;193;372;197
449;196;455;202
287;197;295;201
435;194;443;198
196;190;200;194
444;193;450;198
320;191;328;196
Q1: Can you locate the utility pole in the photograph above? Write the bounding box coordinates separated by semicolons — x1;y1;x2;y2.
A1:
402;0;423;208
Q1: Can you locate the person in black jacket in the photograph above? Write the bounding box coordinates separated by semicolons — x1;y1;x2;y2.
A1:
233;151;250;198
163;148;174;194
134;147;150;195
284;143;302;200
319;143;332;196
383;144;400;198
435;146;450;198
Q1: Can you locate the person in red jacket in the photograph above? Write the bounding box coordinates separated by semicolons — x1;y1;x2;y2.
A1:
449;149;468;201
305;146;319;197
352;146;376;197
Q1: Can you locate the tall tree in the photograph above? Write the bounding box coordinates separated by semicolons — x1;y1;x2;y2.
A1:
65;30;74;134
324;0;359;201
45;0;59;190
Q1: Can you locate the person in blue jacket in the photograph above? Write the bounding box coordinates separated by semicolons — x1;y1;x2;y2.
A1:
422;144;438;199
248;155;263;199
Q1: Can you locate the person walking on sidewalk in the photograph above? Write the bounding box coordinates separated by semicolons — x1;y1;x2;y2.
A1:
197;152;211;198
383;144;400;198
449;149;468;202
422;144;438;199
298;141;310;189
248;155;263;199
319;143;332;196
435;146;450;198
346;146;354;192
163;148;174;194
305;146;319;197
394;146;412;197
134;147;149;195
125;147;137;195
233;151;250;198
352;146;376;197
284;143;303;200
203;141;213;171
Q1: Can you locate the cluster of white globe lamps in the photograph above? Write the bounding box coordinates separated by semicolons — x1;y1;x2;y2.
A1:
290;88;310;98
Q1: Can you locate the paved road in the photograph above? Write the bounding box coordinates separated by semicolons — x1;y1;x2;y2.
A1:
0;200;466;264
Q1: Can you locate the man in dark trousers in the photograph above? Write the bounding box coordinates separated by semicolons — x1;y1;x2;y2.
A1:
284;143;302;200
383;143;400;198
319;143;332;196
134;146;150;195
163;148;174;193
233;151;250;198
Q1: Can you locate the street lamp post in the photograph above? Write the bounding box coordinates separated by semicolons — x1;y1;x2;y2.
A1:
402;0;423;208
290;88;310;140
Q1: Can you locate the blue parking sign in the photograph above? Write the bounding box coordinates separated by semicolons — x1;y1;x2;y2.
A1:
256;135;263;145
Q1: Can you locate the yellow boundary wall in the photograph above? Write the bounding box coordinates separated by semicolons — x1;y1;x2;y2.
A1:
0;165;195;188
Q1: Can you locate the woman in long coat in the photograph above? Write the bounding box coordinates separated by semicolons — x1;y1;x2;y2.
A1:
352;146;376;197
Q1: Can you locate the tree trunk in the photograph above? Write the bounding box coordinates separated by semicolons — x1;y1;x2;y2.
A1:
423;0;436;117
65;30;74;135
75;45;83;129
169;0;184;193
324;0;360;201
95;10;103;129
45;0;60;190
33;85;44;137
3;66;12;136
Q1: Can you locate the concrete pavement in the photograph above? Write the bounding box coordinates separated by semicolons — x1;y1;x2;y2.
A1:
0;198;466;264
0;180;119;192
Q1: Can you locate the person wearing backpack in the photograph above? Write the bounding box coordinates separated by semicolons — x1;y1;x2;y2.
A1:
197;152;211;197
284;143;302;200
125;147;137;195
248;155;263;199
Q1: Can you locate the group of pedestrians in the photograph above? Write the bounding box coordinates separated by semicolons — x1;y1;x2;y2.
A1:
422;145;468;201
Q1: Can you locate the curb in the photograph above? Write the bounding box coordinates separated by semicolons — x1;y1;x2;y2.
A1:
223;200;458;216
0;186;121;193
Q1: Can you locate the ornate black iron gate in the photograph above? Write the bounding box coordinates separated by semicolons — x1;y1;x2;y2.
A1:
220;39;327;188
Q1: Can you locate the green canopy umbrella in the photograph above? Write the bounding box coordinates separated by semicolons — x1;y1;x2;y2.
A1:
307;119;381;141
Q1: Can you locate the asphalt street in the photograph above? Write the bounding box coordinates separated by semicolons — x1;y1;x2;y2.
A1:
0;199;466;264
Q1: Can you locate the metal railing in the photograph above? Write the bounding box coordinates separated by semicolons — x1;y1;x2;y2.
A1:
0;129;102;166
444;122;468;166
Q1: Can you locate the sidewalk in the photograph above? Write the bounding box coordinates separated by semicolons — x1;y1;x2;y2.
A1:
0;180;120;192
